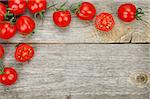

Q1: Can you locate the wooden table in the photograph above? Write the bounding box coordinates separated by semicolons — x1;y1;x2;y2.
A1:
0;0;149;99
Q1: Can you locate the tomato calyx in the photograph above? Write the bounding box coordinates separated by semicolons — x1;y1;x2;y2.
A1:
33;3;57;19
34;10;45;19
136;8;144;20
0;61;4;75
0;66;4;74
9;17;16;24
70;2;82;14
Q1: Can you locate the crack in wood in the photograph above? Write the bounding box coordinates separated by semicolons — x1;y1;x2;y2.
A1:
67;95;71;99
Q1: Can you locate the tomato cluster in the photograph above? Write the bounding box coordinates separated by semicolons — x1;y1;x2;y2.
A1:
0;43;34;86
0;0;144;86
0;0;36;40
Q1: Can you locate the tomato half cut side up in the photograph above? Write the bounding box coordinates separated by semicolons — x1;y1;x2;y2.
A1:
95;12;115;32
15;44;34;62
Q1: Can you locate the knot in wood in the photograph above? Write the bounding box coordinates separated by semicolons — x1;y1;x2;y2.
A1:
135;73;148;84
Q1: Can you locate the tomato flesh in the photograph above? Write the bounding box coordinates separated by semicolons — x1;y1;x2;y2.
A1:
16;16;35;35
0;67;18;86
53;10;71;27
95;12;115;32
118;3;136;22
0;22;17;39
8;0;27;15
15;44;34;62
76;2;96;20
27;0;47;14
0;3;6;21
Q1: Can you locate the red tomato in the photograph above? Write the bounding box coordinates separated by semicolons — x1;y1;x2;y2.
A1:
118;3;136;22
0;3;6;21
27;0;47;14
53;10;71;27
0;45;4;59
16;16;35;36
95;12;115;32
0;67;18;86
8;0;27;15
76;2;96;20
15;43;34;62
0;22;17;39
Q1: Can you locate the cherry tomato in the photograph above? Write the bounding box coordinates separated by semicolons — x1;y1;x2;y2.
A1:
8;0;27;15
0;45;4;59
15;43;34;62
27;0;47;14
118;3;137;22
53;10;71;27
16;16;36;36
0;67;18;86
0;3;6;21
76;2;96;20
0;22;17;39
95;12;115;32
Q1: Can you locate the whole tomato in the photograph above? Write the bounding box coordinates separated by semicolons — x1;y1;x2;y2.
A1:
118;3;144;22
27;0;47;14
8;0;27;15
71;2;96;20
16;16;36;36
0;67;18;86
95;12;115;32
53;10;71;27
0;22;17;39
0;3;6;21
15;43;34;62
0;45;4;59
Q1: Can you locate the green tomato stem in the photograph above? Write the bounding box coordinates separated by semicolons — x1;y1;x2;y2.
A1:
59;0;68;10
0;60;4;74
70;2;82;14
136;8;144;20
47;3;57;9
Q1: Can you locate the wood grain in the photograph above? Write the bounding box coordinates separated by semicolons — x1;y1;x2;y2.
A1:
0;0;149;43
0;44;149;99
0;0;149;99
71;94;150;99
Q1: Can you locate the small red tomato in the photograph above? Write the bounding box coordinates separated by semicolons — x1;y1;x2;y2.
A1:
27;0;47;14
0;45;4;59
8;0;27;15
95;12;115;32
15;43;34;62
76;2;96;20
0;3;6;21
0;22;17;39
118;3;144;22
53;10;71;27
118;3;136;22
0;67;18;86
16;16;36;36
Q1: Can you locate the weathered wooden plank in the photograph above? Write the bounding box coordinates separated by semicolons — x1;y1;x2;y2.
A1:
0;0;149;43
1;94;149;99
0;44;149;99
71;94;150;99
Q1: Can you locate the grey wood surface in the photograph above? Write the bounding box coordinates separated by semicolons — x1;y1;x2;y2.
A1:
0;0;149;43
0;44;149;99
0;0;150;99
